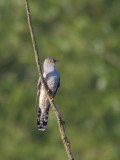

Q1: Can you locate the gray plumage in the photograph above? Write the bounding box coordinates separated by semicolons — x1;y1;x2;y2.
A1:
36;57;60;131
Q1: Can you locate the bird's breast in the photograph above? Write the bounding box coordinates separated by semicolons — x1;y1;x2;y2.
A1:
43;70;59;94
47;76;58;93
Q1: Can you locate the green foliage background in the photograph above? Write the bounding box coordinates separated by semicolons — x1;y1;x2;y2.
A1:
0;0;120;159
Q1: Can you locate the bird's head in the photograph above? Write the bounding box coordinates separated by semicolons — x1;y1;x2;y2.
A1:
43;57;58;71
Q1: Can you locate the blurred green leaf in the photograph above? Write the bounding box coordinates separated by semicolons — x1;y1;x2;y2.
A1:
0;0;120;159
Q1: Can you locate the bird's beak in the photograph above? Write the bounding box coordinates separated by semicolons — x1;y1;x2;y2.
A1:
54;59;59;63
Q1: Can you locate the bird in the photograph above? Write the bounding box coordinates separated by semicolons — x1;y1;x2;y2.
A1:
36;57;60;131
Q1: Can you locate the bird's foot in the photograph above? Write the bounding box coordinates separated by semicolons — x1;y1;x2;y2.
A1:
50;96;54;101
47;88;53;101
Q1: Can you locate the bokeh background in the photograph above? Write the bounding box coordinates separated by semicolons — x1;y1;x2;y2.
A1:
0;0;120;159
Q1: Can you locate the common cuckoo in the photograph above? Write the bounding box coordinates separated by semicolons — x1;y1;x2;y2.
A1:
36;57;60;131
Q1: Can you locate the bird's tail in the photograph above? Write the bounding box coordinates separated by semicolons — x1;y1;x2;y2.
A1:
37;107;50;131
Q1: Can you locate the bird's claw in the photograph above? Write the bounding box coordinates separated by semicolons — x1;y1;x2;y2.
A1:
47;88;53;101
50;96;54;101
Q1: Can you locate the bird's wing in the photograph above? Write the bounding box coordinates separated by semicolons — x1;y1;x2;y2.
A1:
53;76;60;97
36;77;41;114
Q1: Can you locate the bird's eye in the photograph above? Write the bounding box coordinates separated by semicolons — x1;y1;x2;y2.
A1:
49;60;52;63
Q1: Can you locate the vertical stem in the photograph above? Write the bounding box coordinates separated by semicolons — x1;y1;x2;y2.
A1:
25;0;75;159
